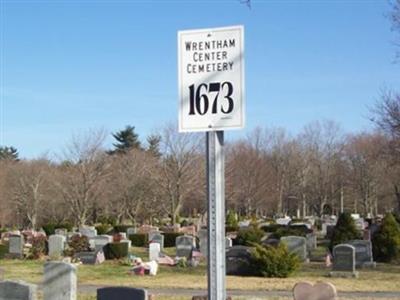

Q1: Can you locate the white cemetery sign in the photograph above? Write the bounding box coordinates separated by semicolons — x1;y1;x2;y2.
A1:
178;25;244;132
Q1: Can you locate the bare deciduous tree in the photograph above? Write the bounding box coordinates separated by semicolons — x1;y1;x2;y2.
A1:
54;129;111;226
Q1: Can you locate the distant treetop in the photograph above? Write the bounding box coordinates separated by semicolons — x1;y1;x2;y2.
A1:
0;146;19;161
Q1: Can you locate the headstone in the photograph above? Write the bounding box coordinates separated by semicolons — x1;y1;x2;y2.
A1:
225;237;232;249
90;235;112;252
74;251;105;265
9;235;24;258
48;234;66;257
346;240;376;268
198;229;208;257
293;281;337;300
176;235;195;258
79;226;97;238
238;220;251;228
0;280;37;300
126;227;137;237
280;236;308;261
149;232;164;250
305;233;317;252
54;228;68;237
226;246;253;276
149;243;161;261
354;218;365;231
43;262;77;300
97;287;148;300
276;216;291;225
329;244;358;278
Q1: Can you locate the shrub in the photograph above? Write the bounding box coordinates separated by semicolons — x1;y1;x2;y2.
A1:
28;235;47;259
65;235;90;256
372;213;400;262
235;226;264;246
164;232;183;247
260;224;287;233
226;210;238;228
104;242;129;259
129;233;148;247
0;244;8;259
42;223;73;236
95;224;112;235
330;212;360;250
250;243;300;278
113;225;133;233
42;224;56;236
225;225;239;233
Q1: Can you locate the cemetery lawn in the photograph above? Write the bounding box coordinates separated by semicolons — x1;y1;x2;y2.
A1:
2;247;400;293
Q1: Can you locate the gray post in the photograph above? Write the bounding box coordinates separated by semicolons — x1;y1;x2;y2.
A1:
206;131;226;300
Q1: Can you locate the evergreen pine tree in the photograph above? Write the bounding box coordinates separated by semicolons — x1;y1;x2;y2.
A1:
372;213;400;262
109;125;141;154
146;134;161;158
0;146;19;161
330;212;361;250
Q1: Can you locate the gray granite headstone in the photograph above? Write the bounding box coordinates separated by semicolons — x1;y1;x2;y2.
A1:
198;229;208;257
48;234;66;257
281;236;307;261
149;232;164;250
9;235;24;258
97;287;148;300
90;235;112;252
225;237;232;249
79;226;97;238
330;244;358;278
226;246;253;276
126;227;137;237
0;280;37;300
74;251;105;265
305;233;317;252
346;240;375;268
176;235;195;258
43;262;77;300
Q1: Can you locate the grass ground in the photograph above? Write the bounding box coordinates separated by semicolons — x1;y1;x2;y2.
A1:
1;246;400;299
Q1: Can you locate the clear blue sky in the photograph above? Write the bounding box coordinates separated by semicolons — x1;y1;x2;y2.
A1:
1;0;399;159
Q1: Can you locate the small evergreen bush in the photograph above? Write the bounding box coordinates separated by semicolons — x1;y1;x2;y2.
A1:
372;213;400;262
113;225;133;233
164;232;183;247
104;242;129;259
330;212;360;250
28;235;47;259
95;224;112;235
226;210;238;228
129;233;148;247
235;226;264;246
250;243;300;278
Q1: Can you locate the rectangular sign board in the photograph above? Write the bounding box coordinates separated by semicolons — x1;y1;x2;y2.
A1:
178;25;245;132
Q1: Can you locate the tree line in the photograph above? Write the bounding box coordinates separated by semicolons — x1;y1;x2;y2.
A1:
1;110;400;230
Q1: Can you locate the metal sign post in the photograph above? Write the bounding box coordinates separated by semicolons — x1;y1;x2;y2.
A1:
206;131;225;300
178;25;244;300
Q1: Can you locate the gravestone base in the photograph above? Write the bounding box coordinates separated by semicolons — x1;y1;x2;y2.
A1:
328;271;359;278
192;296;232;300
6;253;23;259
360;262;376;268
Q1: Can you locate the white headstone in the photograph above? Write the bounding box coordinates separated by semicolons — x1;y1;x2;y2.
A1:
149;243;161;261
